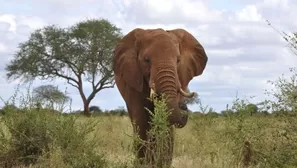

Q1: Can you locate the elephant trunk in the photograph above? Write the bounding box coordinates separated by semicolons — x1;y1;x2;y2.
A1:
152;64;188;128
166;99;188;128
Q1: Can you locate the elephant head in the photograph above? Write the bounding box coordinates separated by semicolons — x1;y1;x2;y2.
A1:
113;28;208;128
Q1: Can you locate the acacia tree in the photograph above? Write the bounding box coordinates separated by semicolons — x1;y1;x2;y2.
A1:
32;84;70;111
5;19;122;115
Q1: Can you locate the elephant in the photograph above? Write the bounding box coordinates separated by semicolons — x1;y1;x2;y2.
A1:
112;28;208;166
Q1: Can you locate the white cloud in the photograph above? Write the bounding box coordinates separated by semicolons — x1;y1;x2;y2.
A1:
236;5;262;22
122;0;224;24
0;14;16;32
145;0;174;15
17;16;47;30
0;43;7;52
134;23;187;30
208;48;244;57
183;1;223;22
262;0;289;8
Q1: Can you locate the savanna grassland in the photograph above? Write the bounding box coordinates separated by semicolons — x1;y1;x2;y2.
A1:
1;18;297;168
90;113;297;168
1;95;297;168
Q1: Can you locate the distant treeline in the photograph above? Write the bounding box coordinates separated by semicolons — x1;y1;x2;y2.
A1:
0;104;128;116
1;103;296;118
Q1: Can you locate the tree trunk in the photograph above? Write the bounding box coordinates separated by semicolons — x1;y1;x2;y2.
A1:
83;90;97;116
83;100;90;116
77;76;97;116
77;78;91;116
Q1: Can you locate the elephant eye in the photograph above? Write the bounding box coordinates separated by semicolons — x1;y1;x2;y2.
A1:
144;56;150;63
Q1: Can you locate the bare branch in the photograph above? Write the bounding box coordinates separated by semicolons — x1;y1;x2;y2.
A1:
266;20;297;56
51;69;79;86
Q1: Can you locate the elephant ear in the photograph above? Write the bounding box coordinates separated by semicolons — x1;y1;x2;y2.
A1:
167;29;208;88
113;28;145;92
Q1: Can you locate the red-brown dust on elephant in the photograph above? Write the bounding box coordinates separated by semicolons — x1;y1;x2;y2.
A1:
112;28;208;166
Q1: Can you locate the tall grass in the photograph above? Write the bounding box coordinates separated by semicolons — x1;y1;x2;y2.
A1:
1;86;297;167
142;96;174;168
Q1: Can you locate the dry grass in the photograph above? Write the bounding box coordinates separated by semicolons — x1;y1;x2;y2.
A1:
1;111;297;168
76;114;297;168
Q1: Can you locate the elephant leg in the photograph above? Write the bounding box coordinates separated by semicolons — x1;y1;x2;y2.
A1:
131;109;150;157
128;105;152;167
114;76;148;162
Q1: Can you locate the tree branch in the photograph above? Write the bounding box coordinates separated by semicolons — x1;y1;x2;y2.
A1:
100;84;115;90
96;79;114;92
51;68;79;87
66;80;79;89
91;65;96;90
77;75;87;103
41;51;81;78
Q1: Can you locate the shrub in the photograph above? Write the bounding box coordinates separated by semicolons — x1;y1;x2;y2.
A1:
264;67;297;113
89;105;103;113
0;108;106;167
106;106;128;116
133;95;173;168
205;111;220;118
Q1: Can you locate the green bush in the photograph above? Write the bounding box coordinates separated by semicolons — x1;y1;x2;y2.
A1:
138;96;173;168
0;108;106;168
105;107;128;116
205;111;220;118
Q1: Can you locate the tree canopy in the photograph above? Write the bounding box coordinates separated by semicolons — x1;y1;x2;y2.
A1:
5;19;123;115
32;84;70;111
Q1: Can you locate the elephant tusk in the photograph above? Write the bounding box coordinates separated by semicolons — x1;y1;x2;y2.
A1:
180;88;196;98
150;83;156;99
150;88;156;99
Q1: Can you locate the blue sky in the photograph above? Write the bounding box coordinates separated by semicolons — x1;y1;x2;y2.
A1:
0;0;297;112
